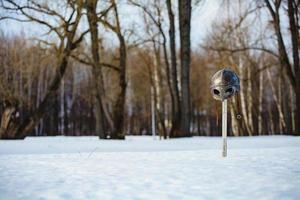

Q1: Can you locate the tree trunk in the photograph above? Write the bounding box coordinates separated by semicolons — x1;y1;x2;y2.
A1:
86;0;108;139
0;106;19;139
229;98;239;136
166;0;181;137
266;69;286;133
153;42;167;139
246;66;253;136
59;79;65;135
278;74;283;133
238;58;252;135
258;69;263;135
178;0;191;137
110;3;126;139
287;0;300;136
268;103;275;134
295;81;300;135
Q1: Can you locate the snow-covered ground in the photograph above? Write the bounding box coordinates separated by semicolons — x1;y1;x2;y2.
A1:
0;136;299;200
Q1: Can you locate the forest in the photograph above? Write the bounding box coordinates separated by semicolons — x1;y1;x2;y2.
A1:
0;0;299;139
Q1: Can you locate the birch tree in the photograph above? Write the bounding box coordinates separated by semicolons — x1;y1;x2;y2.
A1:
263;0;300;135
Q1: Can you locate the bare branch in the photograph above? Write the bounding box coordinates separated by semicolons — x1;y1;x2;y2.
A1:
71;29;89;50
71;54;120;72
203;45;279;58
99;62;120;72
1;0;62;37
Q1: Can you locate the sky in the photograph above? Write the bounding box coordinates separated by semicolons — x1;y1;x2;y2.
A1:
191;0;220;47
0;0;221;49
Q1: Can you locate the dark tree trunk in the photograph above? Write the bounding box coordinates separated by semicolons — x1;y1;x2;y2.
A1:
96;1;126;139
86;0;107;139
178;0;192;137
111;33;126;139
110;1;126;139
296;80;300;136
153;41;167;139
166;0;181;138
287;0;300;135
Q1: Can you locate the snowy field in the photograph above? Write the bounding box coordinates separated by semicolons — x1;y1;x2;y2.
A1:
0;136;300;200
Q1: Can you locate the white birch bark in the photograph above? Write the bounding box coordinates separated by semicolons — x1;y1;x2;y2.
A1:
238;57;252;135
151;86;156;139
278;74;283;133
266;69;286;132
230;97;239;136
246;66;253;135
258;70;263;135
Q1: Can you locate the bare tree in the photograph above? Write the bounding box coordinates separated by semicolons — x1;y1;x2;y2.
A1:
263;0;300;135
129;0;173;137
0;0;88;139
98;0;126;139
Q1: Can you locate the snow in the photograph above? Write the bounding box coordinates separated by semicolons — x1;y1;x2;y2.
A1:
0;136;300;200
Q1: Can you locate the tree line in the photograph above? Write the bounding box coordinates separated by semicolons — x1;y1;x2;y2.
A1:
0;0;299;139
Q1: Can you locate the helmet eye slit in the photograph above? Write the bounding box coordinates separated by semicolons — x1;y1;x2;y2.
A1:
213;89;220;95
225;88;233;94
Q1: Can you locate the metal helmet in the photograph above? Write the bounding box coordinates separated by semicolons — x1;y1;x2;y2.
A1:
210;68;240;101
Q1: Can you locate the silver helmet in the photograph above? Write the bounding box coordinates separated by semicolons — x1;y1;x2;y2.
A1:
210;68;240;101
